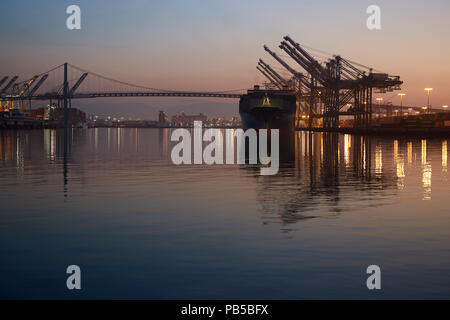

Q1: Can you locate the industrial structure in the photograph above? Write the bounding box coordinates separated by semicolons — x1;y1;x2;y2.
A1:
2;37;448;132
256;36;403;129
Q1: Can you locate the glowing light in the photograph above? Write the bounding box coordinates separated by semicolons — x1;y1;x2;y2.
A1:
421;139;431;200
320;133;323;163
397;157;405;178
407;141;412;164
394;140;398;162
344;134;350;167
443;140;447;172
376;145;382;175
421;139;427;164
422;162;432;200
393;140;404;188
397;155;405;189
262;96;271;106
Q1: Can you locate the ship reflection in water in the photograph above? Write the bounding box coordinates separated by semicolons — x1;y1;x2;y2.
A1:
0;128;449;299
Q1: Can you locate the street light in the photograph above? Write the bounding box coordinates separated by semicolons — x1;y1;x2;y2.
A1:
424;88;433;114
376;97;383;119
398;93;405;117
443;105;448;112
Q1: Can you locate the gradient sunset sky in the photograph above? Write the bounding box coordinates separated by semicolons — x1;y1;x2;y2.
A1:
0;0;449;116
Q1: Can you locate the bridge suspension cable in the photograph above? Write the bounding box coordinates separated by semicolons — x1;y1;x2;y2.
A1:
0;62;248;100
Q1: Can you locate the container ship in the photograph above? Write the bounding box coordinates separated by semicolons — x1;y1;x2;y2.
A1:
239;85;297;132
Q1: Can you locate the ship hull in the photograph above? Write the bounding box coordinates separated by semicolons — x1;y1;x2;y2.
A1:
239;89;297;132
240;108;295;131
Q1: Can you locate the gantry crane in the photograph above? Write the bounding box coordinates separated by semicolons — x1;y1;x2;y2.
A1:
258;36;402;129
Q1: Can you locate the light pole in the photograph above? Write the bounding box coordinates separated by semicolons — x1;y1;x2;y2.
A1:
398;93;405;117
376;97;383;119
443;105;448;112
424;88;433;114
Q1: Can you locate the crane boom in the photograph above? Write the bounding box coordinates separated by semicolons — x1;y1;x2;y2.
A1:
339;57;366;78
264;45;299;77
19;76;39;97
27;74;48;97
283;36;329;82
279;42;314;76
69;72;88;95
284;36;323;67
280;41;328;85
258;59;287;85
256;66;282;89
0;76;18;94
258;62;284;87
0;76;8;90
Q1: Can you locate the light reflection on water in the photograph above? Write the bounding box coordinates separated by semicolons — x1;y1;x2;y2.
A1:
0;128;449;299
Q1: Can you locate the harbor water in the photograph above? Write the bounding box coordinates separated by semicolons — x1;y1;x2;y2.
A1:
0;128;449;299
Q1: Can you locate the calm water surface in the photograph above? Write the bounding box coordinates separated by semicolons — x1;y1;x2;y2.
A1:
0;128;449;299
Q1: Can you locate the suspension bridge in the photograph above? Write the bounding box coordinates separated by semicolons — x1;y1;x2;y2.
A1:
0;63;244;103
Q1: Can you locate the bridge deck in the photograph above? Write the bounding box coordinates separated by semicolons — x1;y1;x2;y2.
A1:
1;91;243;100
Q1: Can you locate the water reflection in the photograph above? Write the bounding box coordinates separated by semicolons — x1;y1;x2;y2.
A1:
394;140;405;188
0;128;448;226
408;141;413;164
443;140;447;173
421;139;432;200
230;131;447;230
376;144;382;176
1;128;450;299
244;132;391;230
344;134;351;167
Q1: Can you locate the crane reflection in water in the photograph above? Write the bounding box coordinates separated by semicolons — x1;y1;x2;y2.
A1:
0;128;447;232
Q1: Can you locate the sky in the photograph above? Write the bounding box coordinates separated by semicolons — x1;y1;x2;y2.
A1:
0;0;449;118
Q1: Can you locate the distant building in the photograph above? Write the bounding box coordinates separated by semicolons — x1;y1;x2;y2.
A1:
44;105;86;125
117;120;157;128
171;112;207;126
29;107;46;120
158;111;169;126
